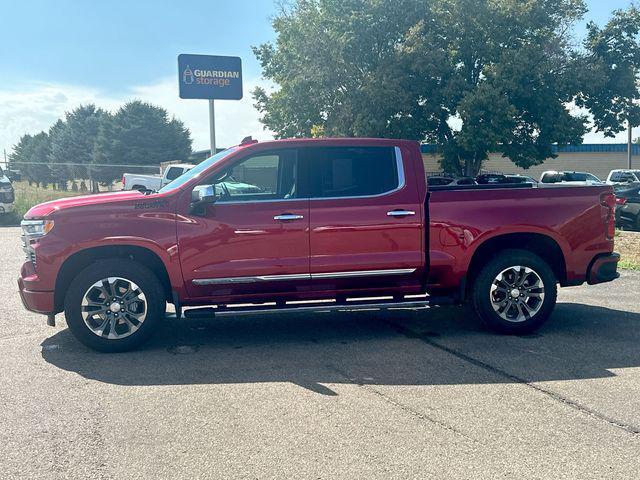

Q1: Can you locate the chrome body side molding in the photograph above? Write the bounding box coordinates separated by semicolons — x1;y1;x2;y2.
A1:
192;268;417;286
310;268;416;279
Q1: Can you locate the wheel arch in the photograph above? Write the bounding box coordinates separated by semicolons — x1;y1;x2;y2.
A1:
465;232;567;294
54;244;173;313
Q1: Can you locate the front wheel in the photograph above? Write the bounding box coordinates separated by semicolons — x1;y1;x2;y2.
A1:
471;249;557;335
64;259;165;352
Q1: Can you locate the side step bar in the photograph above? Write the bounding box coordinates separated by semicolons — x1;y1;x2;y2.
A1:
182;296;456;319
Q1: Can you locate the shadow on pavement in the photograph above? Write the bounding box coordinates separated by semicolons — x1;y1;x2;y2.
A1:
40;302;640;394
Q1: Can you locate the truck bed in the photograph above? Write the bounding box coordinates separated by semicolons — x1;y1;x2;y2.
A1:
427;184;613;291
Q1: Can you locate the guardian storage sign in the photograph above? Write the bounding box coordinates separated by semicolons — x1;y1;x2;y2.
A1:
178;54;243;100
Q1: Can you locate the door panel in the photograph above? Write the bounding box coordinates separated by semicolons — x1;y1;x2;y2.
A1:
307;146;424;292
179;200;309;299
177;148;310;300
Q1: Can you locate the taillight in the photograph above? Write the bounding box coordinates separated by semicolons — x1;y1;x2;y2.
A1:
122;175;125;187
615;196;627;206
600;192;616;240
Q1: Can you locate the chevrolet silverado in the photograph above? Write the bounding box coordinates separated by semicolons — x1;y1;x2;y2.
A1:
18;138;620;351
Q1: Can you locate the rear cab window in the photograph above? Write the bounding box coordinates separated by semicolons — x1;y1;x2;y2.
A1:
165;166;186;181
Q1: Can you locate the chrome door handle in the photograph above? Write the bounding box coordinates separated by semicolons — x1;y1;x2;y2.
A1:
387;210;416;217
274;214;304;221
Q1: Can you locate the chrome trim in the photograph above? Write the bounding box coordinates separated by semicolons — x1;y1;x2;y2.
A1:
387;210;416;217
192;268;416;286
216;197;305;205
274;214;304;221
193;273;311;286
212;300;430;317
311;268;416;279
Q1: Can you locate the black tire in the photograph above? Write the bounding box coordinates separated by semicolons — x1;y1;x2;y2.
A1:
64;259;165;352
471;249;557;335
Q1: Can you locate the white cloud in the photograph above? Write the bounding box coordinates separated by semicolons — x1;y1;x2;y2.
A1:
0;78;274;159
129;78;275;151
1;79;638;162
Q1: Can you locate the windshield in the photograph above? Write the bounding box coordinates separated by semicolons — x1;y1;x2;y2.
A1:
158;147;238;193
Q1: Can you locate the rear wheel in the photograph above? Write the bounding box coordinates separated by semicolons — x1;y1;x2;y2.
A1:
471;249;557;334
64;259;165;352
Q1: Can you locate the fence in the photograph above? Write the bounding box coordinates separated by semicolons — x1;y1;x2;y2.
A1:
3;162;162;218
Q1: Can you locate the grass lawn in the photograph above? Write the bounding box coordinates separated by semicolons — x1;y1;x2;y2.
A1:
616;231;640;271
0;181;119;226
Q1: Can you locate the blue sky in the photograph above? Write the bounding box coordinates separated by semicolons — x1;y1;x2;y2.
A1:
0;0;636;155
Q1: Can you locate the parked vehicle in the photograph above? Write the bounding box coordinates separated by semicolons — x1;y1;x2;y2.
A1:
614;183;640;231
427;175;455;186
607;169;640;185
122;163;194;191
0;166;15;214
476;173;537;185
427;176;476;186
505;174;538;184
19;138;620;352
540;171;603;185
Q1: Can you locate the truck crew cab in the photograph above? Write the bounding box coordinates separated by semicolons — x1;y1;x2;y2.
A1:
18;138;620;352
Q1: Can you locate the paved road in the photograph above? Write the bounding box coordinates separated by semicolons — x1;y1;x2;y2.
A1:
2;226;639;479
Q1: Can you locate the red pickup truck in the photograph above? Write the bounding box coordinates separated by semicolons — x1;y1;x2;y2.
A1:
18;138;620;352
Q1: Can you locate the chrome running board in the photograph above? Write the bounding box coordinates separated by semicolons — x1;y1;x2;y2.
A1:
181;295;455;319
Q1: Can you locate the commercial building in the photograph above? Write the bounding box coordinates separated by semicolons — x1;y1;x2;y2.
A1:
422;144;639;180
192;143;638;182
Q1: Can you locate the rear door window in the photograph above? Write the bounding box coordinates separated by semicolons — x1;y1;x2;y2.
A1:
306;146;399;198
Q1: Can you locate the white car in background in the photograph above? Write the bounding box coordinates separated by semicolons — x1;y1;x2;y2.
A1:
539;170;603;186
606;169;640;185
0;166;15;214
123;162;264;196
122;163;194;191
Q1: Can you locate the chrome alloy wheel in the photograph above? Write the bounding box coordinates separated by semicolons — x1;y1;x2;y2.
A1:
81;277;147;340
489;266;545;323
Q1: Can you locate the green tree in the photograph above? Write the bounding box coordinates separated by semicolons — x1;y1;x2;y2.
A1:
577;6;640;139
9;132;52;186
8;134;33;182
49;104;108;190
254;0;590;175
110;101;192;167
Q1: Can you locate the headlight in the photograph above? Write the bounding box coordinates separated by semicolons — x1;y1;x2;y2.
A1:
21;220;55;237
21;220;54;267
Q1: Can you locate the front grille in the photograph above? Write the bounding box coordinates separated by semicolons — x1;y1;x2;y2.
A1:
21;233;36;268
0;190;14;203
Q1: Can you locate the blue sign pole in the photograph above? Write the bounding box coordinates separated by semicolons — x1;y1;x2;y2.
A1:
209;100;216;157
178;54;243;156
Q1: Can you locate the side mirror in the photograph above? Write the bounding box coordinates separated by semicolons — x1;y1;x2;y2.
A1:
190;185;218;214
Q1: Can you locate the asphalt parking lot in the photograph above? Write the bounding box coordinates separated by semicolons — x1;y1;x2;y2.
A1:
2;226;640;479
